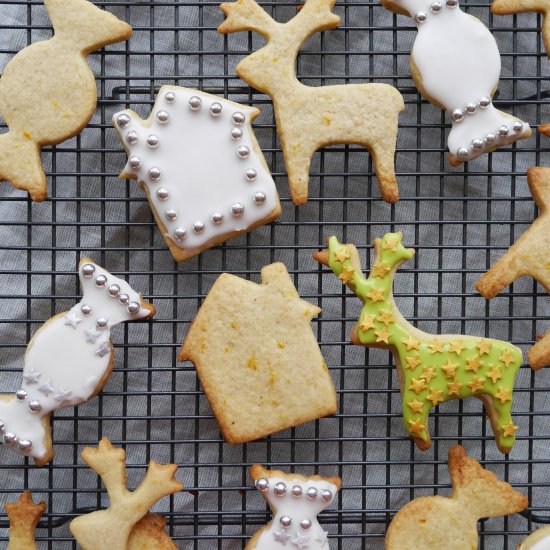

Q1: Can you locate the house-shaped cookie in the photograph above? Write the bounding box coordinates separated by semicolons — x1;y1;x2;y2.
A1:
179;262;337;444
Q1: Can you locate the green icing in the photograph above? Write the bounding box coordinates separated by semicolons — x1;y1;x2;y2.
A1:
325;232;523;453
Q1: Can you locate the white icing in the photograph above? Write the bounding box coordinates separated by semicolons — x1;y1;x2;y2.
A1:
390;0;530;161
254;476;337;549
113;86;278;251
530;536;550;550
0;261;150;460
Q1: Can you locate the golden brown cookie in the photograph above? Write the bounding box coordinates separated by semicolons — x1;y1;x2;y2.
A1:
69;437;183;550
5;491;46;550
179;262;338;444
218;0;404;205
477;166;550;370
385;445;528;550
0;0;131;201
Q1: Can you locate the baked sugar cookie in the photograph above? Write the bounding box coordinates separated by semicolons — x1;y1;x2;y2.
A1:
519;526;550;550
5;491;46;550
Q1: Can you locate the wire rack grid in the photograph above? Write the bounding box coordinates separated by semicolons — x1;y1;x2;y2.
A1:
0;0;548;548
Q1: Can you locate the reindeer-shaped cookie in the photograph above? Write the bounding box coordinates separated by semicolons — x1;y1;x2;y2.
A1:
247;465;341;549
477;166;550;371
5;491;46;550
0;260;155;466
218;0;404;205
315;232;524;453
70;437;182;550
385;445;528;549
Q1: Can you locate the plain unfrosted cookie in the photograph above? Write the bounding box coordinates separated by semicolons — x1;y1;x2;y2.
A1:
519;525;550;550
246;465;341;549
385;445;528;549
5;491;46;550
0;0;131;201
69;437;182;550
477;166;550;371
179;262;338;444
113;86;281;262
218;0;404;205
382;0;531;166
0;259;155;466
315;233;523;453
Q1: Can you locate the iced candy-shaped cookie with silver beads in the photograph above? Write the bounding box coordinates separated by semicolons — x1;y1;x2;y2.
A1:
382;0;531;165
0;259;155;466
246;465;341;549
113;86;281;262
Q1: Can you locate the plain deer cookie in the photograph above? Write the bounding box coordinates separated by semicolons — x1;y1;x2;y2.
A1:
477;166;550;371
69;437;182;550
246;465;341;550
218;0;404;205
0;0;132;201
314;232;523;453
179;262;338;444
385;445;528;549
0;260;155;466
113;86;281;262
4;491;46;550
381;0;531;166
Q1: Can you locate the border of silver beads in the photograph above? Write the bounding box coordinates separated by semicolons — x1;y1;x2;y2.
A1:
115;90;268;247
415;0;458;25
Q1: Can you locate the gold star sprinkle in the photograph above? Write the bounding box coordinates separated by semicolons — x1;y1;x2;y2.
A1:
405;354;422;370
334;247;351;263
338;267;355;284
496;387;512;404
427;389;444;406
366;288;384;303
408;378;428;395
420;366;436;383
467;376;485;393
500;349;515;368
402;336;420;351
466;356;483;373
375;328;392;344
447;381;463;396
502;421;518;438
383;238;398;251
372;262;391;278
378;310;395;326
407;399;424;414
487;365;502;384
441;360;458;380
359;315;376;332
428;339;445;354
449;340;466;356
408;419;425;436
477;339;492;356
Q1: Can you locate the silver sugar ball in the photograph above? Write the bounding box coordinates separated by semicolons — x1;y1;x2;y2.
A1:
246;169;257;182
95;275;107;287
232;203;244;217
193;221;205;233
232;111;246;125
321;489;333;502
119;294;129;305
189;96;202;111
471;138;484;150
127;302;141;314
129;156;141;170
479;97;491;109
18;440;32;453
466;102;478;115
300;519;312;530
256;478;269;492
238;146;250;159
430;1;442;12
81;304;92;316
231;127;243;140
156;110;169;124
166;209;177;222
16;389;27;401
156;188;169;201
499;125;509;136
485;133;497;145
415;12;427;24
29;400;41;413
174;228;187;242
126;131;138;145
3;432;17;446
280;516;292;528
82;263;95;277
254;191;266;205
0;421;5;434
108;284;120;297
116;113;131;128
212;213;224;225
513;121;524;132
451;109;464;123
446;0;458;7
149;167;161;181
274;482;287;496
292;485;303;497
147;134;159;148
210;102;223;116
457;147;469;159
307;487;318;500
96;317;108;329
165;91;176;103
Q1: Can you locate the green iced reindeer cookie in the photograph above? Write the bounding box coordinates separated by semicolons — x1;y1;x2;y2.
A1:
314;232;523;453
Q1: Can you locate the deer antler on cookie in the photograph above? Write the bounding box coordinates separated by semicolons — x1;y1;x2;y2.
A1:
70;437;183;550
5;491;46;550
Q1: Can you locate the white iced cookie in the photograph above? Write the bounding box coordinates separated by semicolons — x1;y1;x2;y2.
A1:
0;260;155;466
520;526;550;550
113;86;281;262
382;0;532;165
246;465;341;549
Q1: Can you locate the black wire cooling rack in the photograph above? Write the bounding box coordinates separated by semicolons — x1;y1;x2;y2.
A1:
0;0;549;548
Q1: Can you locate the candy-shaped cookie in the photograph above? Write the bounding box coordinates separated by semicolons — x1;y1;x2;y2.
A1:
218;0;404;205
385;445;528;549
70;437;182;550
314;232;523;453
381;0;531;165
520;526;550;550
247;465;341;549
0;0;132;201
113;86;281;262
0;260;155;466
5;491;46;550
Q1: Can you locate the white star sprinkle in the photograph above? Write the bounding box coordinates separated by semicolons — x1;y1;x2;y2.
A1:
315;529;329;547
54;388;72;403
85;329;101;344
23;367;41;384
291;532;310;548
95;341;110;358
273;528;291;545
38;380;54;396
64;310;82;329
